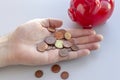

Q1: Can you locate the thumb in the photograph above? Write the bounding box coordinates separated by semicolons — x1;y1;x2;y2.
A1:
38;18;63;28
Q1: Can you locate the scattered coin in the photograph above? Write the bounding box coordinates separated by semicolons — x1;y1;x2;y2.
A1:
51;64;61;73
63;40;73;48
54;31;64;39
65;32;72;40
55;40;63;49
59;49;69;57
35;70;43;78
37;42;48;52
71;45;79;51
44;36;56;45
47;27;56;33
61;71;69;79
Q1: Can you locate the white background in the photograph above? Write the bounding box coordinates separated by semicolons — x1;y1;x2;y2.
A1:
0;0;120;80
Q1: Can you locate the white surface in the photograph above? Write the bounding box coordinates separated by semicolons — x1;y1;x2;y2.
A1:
0;0;120;80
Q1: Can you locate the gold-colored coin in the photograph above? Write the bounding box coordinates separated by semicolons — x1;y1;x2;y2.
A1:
55;40;63;49
64;32;72;40
47;27;56;33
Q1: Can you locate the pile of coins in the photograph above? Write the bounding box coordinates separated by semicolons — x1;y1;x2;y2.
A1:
35;64;69;79
35;27;79;79
37;27;79;57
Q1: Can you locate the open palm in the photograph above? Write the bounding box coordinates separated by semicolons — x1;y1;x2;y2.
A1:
8;18;103;66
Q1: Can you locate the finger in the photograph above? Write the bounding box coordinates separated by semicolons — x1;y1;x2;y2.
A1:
78;43;100;50
73;34;103;45
38;18;63;28
59;49;90;61
67;29;96;38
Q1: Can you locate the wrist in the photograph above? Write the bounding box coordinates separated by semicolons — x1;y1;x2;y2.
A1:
0;35;10;67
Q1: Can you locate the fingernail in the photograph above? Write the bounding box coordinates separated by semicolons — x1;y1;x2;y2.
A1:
90;29;96;34
97;34;104;41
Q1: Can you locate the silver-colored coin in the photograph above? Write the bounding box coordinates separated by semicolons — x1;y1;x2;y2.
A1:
59;49;69;57
63;40;73;48
44;36;56;45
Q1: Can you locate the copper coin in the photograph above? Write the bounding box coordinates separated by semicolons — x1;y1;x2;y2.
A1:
59;49;69;57
71;45;79;51
47;27;56;33
54;31;64;40
44;36;56;45
35;70;43;78
64;32;72;40
57;29;66;35
61;71;69;79
37;42;48;52
63;40;73;48
66;48;72;52
55;40;63;49
51;64;61;73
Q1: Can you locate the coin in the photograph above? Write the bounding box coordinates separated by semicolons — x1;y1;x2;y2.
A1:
47;46;56;51
37;42;48;52
59;49;69;57
64;32;72;40
35;70;43;78
66;48;72;52
51;64;61;73
57;29;66;35
44;36;56;45
46;46;53;51
55;40;63;49
54;31;64;40
63;40;73;48
60;71;69;79
71;45;79;51
47;27;56;33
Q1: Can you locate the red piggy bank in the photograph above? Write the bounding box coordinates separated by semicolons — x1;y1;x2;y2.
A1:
68;0;114;29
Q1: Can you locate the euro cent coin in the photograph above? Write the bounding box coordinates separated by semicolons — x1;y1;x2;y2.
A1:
44;36;56;45
37;42;48;52
59;49;69;57
65;32;72;40
55;40;63;49
61;71;69;79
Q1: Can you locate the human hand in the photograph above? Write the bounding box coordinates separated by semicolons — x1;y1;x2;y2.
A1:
0;18;103;67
